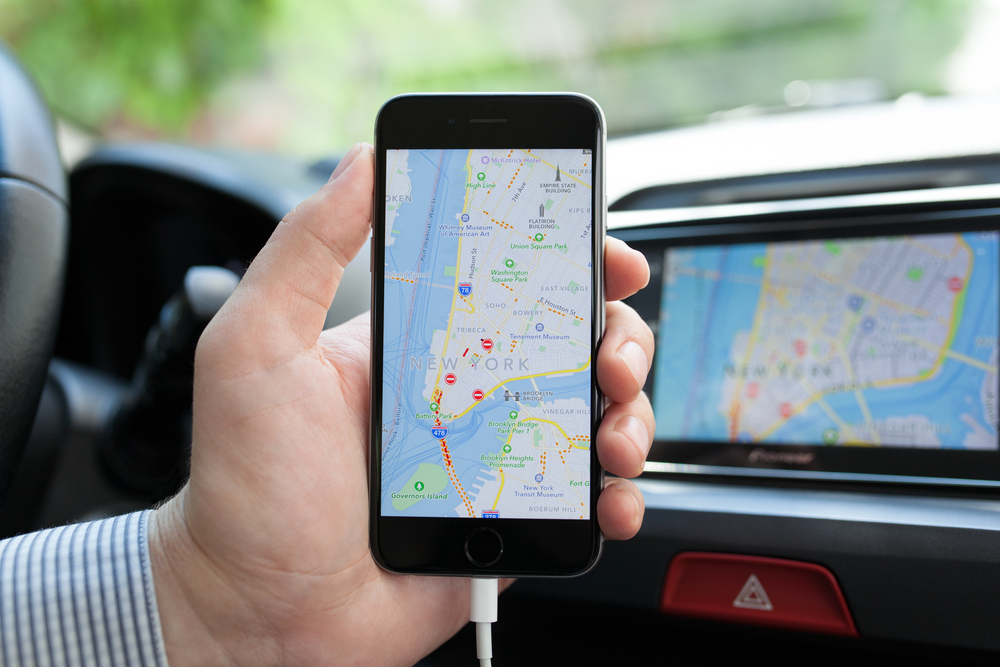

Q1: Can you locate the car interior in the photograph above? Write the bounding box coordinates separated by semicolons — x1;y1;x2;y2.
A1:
3;19;1000;667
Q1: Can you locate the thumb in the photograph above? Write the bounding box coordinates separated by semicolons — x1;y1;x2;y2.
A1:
223;142;374;357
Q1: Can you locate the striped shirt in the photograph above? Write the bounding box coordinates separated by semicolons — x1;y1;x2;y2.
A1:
0;511;169;666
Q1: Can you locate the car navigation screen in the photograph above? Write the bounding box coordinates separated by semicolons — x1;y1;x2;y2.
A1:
379;148;594;519
653;231;999;450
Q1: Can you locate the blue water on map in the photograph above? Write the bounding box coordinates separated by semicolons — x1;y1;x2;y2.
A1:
381;149;466;512
654;243;766;441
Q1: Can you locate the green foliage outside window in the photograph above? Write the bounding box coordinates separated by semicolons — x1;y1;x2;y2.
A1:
1;0;275;131
0;0;973;154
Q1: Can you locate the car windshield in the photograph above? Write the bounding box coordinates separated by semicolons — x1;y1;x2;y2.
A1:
2;0;998;158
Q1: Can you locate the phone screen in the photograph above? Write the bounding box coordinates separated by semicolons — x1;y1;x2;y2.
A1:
379;148;595;521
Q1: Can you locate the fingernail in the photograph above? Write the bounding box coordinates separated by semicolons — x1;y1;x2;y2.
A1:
328;142;363;182
617;341;648;388
634;248;650;288
615;415;649;455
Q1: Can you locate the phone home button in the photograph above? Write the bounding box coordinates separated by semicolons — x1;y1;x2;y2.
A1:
465;527;503;567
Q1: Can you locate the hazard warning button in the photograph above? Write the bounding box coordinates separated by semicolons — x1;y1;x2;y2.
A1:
661;552;857;636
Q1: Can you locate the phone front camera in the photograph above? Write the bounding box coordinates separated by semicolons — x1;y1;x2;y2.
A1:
448;118;455;125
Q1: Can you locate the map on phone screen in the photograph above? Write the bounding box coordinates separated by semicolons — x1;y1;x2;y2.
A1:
380;148;594;519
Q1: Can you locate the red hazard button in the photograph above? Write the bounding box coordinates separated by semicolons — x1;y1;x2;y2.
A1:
660;552;857;636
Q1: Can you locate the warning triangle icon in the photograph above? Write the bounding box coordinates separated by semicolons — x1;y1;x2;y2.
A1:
732;574;773;611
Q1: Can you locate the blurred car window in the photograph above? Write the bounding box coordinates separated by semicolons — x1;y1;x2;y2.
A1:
1;0;998;159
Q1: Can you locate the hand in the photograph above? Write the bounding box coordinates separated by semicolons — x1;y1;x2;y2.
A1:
149;142;655;666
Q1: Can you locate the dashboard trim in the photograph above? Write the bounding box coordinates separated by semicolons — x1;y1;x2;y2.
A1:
607;182;1000;230
644;462;1000;489
643;461;1000;489
634;478;1000;532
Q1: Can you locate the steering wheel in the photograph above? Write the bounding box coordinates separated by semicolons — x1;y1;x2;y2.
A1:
0;41;68;504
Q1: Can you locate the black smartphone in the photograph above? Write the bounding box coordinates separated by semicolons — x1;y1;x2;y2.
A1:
369;93;606;576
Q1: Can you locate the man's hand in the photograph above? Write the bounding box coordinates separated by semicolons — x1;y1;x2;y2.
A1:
149;142;654;667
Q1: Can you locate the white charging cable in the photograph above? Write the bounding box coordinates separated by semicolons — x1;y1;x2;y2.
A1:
470;577;498;667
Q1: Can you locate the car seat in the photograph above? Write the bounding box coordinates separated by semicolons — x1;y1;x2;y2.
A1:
0;40;68;504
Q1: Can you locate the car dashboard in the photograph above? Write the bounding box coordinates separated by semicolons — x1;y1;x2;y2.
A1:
513;97;1000;661
8;97;1000;665
518;183;1000;656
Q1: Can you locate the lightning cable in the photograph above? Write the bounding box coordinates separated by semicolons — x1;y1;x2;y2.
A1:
470;577;498;667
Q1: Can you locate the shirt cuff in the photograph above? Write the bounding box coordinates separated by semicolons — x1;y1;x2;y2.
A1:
0;510;170;667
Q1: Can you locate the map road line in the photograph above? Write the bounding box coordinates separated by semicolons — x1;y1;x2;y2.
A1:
446;357;592;421
431;149;474;398
729;246;773;438
900;336;996;373
491;469;505;511
753;341;972;440
854;389;877;442
488;413;586;510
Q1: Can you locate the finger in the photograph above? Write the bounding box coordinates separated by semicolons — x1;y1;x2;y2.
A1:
596;300;654;403
597;477;645;540
230;142;374;352
605;236;649;302
596;390;654;479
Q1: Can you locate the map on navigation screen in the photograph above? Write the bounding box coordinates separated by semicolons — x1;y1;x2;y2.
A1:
654;232;1000;449
380;148;594;519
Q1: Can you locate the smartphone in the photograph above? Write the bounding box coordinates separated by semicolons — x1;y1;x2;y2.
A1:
369;93;606;576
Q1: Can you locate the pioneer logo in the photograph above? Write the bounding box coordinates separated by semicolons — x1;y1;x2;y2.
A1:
747;448;815;465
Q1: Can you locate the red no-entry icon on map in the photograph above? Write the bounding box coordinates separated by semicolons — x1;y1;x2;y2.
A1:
794;339;806;357
481;338;494;351
473;389;485;401
780;402;793;419
445;373;457;385
747;382;759;399
948;276;963;293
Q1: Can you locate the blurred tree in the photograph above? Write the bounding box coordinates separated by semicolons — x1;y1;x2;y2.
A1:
0;0;275;132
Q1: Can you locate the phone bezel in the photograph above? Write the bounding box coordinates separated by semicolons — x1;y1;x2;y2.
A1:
369;93;606;576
